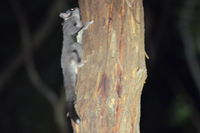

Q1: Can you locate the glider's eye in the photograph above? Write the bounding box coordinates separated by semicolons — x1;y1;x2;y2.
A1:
70;8;75;11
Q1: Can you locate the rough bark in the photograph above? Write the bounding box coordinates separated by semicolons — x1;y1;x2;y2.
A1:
73;0;147;132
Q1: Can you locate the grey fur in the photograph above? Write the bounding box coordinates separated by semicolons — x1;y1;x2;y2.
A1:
59;8;93;123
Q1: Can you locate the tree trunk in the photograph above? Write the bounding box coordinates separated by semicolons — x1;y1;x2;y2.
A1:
73;0;147;132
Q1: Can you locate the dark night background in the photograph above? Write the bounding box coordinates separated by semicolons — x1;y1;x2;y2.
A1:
0;0;200;133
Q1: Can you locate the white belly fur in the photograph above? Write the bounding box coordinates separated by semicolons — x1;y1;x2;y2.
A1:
71;60;78;74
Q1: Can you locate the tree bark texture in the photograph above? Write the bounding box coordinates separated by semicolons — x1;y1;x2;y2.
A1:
73;0;147;132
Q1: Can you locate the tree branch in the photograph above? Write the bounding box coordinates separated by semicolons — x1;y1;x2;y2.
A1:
0;0;66;91
8;1;66;132
179;0;200;97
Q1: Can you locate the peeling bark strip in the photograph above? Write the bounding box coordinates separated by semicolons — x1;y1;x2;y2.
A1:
73;0;147;132
98;73;110;94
